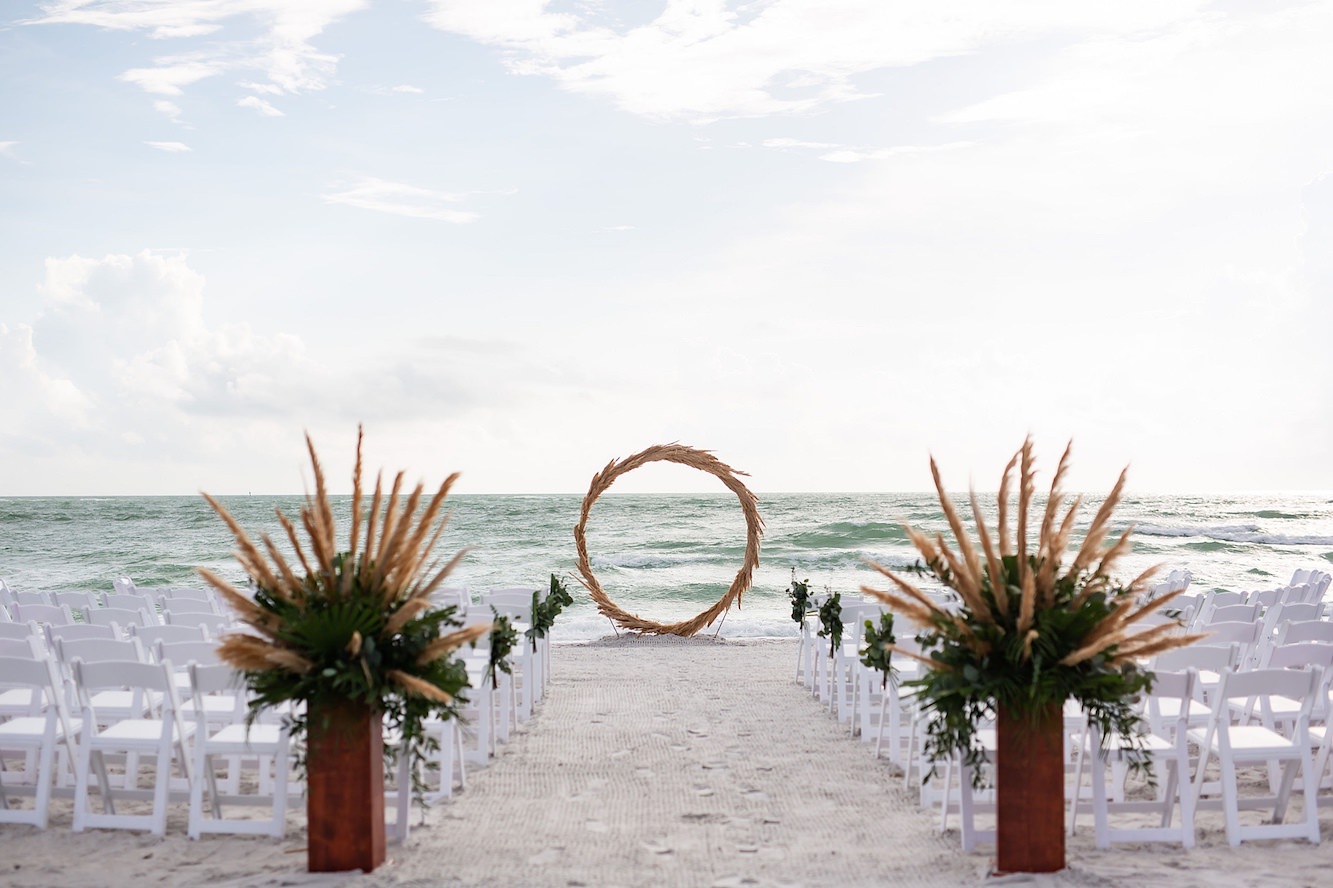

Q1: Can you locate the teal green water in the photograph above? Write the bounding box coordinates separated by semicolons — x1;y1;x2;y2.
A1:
1;493;1330;639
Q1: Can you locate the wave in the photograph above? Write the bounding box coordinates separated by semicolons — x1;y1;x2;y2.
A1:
1134;523;1333;546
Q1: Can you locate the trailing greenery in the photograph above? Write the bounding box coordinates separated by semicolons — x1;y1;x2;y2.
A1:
487;609;518;690
865;439;1202;786
526;573;575;651
788;569;812;624
198;427;490;800
860;611;897;690
816;590;843;658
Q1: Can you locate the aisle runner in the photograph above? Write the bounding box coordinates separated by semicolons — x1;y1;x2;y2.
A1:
394;637;975;888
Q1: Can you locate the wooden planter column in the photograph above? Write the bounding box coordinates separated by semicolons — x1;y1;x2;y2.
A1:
995;700;1065;874
307;701;386;873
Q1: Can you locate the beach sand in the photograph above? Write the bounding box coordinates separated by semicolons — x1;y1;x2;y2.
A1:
2;637;1331;887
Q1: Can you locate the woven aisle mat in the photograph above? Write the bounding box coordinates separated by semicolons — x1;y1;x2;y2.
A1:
390;637;977;888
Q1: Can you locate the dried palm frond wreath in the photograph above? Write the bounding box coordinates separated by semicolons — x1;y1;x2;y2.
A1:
574;443;764;636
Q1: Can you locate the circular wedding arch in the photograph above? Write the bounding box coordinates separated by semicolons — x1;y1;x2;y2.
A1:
573;443;765;637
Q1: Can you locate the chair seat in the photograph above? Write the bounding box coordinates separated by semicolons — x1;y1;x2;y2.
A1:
89;689;163;716
93;718;194;748
1189;724;1301;757
205;723;283;752
0;688;39;712
1155;697;1212;722
0;715;82;741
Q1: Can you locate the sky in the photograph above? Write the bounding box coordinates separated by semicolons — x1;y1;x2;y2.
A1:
1;1;1332;497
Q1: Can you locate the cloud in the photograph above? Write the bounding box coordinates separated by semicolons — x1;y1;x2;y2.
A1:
391;84;423;94
145;140;190;152
0;250;551;491
27;1;368;98
152;99;183;119
761;136;972;162
422;0;1211;121
237;95;284;117
322;178;480;223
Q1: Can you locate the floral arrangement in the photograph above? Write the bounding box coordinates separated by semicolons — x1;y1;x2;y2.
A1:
487;612;518;691
197;427;489;777
788;570;812;624
816;589;843;657
860;611;897;689
864;438;1202;780
525;573;574;650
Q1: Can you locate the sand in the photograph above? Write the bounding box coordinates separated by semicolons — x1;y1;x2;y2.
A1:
2;636;1331;887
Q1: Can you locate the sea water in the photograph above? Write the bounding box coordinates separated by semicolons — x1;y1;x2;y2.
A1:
1;493;1331;640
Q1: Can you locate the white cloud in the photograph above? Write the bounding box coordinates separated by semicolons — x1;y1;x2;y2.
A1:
145;140;190;152
153;99;182;118
762;136;972;162
28;1;368;98
422;0;1210;121
237;95;284;117
392;85;423;94
120;56;226;96
0;250;577;492
322;178;480;223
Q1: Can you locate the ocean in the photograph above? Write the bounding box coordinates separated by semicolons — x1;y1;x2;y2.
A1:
2;493;1331;641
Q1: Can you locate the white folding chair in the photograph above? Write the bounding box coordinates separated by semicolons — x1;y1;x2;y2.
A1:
0;656;81;828
72;658;196;835
186;663;291;839
1068;670;1197;848
1188;667;1323;846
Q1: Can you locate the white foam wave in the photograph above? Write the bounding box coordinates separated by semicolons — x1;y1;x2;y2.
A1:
1132;524;1333;546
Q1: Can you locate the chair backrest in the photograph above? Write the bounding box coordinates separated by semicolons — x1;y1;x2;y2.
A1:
1151;641;1240;674
0;621;40;643
103;592;156;612
1275;620;1333;646
45;622;120;648
188;662;244;695
85;605;156;629
13;603;76;626
132;624;209;647
0;636;43;659
112;576;138;595
158;597;218;616
1206;603;1261;624
162;587;214;603
1215;666;1318;711
73;658;181;718
56;636;147;670
50;590;98;612
155;639;220;668
1196;620;1263;646
163;611;231;634
1248;588;1282;607
11;590;52;608
1264;642;1333;671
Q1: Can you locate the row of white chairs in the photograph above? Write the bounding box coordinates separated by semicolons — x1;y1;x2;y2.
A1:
797;571;1333;851
0;592;557;839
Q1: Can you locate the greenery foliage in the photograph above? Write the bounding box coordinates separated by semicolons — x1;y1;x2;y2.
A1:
865;439;1202;785
816;590;843;657
788;569;812;624
487;610;518;690
526;573;575;650
860;611;897;690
